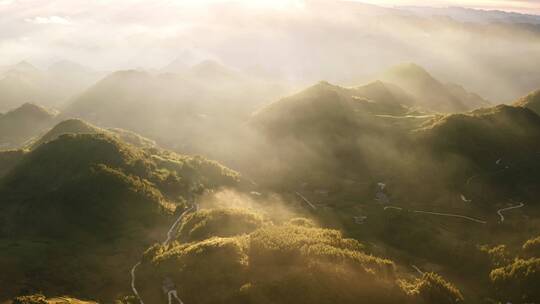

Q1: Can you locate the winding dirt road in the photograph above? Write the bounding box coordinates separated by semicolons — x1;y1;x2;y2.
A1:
383;205;487;224
130;262;144;304
497;201;525;223
131;202;198;304
412;210;487;224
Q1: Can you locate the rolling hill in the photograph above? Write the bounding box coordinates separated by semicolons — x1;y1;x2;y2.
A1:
63;62;291;157
242;84;540;303
135;208;463;304
246;80;431;190
0;132;239;301
415;104;540;203
247;81;540;205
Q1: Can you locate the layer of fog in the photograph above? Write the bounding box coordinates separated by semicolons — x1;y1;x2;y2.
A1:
1;0;540;103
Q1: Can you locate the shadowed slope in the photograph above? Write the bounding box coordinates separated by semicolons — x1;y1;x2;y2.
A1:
0;132;239;301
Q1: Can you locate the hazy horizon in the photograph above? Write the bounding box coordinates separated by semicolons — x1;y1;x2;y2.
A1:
3;1;540;303
2;0;540;103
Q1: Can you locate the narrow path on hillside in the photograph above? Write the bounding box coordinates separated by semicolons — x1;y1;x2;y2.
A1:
412;210;487;224
378;182;486;224
383;205;486;224
463;156;532;223
411;265;424;276
295;191;317;210
130;262;143;304
130;202;198;304
497;201;525;223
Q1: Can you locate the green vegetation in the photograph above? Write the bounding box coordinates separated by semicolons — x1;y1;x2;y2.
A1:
2;66;540;303
241;84;540;303
135;208;463;304
514;89;540;116
29;119;156;149
247;81;540;206
417;104;540;203
177;208;266;242
490;258;540;302
400;273;464;304
523;235;540;256
0;132;239;301
12;294;97;304
0;149;25;178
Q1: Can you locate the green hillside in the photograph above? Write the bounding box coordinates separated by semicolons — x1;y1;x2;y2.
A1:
247;81;540;203
0;132;239;301
0;149;25;178
134;208;462;304
247;81;431;190
416;104;540;202
242;84;540;303
10;294;97;304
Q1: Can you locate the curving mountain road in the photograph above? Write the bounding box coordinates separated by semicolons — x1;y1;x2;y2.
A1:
130;262;144;304
164;204;197;245
131;202;198;304
383;205;487;224
497;201;525;223
412;210;487;224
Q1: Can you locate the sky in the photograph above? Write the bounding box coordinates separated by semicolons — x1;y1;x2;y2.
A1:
1;0;540;104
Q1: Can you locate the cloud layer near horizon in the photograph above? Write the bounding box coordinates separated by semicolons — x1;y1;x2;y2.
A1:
360;0;540;14
1;0;540;102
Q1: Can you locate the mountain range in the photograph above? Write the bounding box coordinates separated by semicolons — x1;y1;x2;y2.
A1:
0;120;239;301
1;58;540;303
0;61;103;112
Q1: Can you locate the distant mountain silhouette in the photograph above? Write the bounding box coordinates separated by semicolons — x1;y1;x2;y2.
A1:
0;60;102;111
0;103;57;149
0;62;50;112
64;66;290;157
379;63;490;112
160;57;189;74
184;60;242;83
